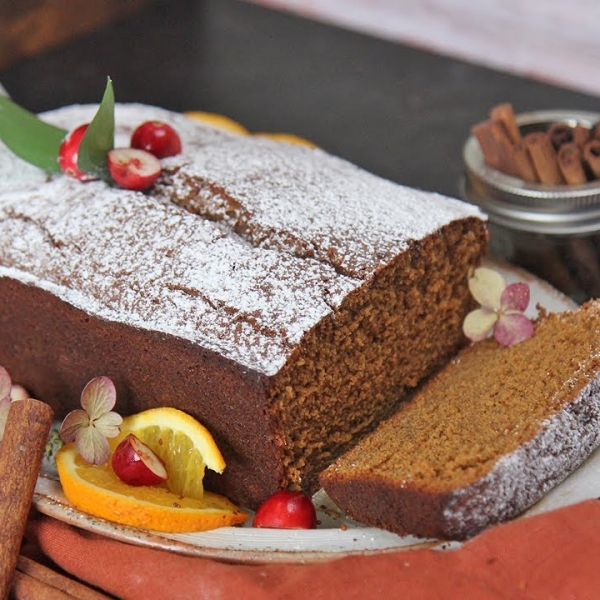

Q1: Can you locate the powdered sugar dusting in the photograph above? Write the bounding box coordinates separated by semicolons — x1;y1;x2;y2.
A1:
0;103;484;375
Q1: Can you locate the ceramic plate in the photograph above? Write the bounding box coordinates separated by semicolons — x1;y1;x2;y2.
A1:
34;261;593;564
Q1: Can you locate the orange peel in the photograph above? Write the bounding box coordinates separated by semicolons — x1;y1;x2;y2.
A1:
254;132;317;148
56;444;247;532
184;111;249;134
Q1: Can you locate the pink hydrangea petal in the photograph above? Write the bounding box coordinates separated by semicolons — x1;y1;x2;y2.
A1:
0;396;11;442
0;366;11;400
468;267;505;311
501;282;531;313
463;308;499;342
59;409;90;443
93;411;123;439
80;376;117;419
494;313;535;347
75;425;111;465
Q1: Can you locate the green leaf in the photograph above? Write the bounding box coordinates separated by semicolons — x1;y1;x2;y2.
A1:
0;95;67;173
77;77;115;180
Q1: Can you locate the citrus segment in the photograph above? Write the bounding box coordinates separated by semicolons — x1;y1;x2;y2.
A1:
254;132;317;148
114;407;225;501
184;111;249;135
56;444;247;532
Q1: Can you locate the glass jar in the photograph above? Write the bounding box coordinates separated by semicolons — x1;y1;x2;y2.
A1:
461;110;600;304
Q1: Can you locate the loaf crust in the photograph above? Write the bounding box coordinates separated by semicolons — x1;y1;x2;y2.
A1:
0;104;487;507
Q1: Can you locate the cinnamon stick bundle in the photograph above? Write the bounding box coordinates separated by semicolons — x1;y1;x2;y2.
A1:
0;398;53;600
473;103;598;186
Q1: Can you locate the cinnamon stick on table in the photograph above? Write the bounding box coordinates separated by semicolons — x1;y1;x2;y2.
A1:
13;555;112;600
0;398;53;600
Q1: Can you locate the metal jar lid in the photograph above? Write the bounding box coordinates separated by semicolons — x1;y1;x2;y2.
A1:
462;110;600;235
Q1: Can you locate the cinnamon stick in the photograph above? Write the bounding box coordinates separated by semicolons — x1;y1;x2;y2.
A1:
471;120;505;171
523;132;564;184
547;122;575;149
490;102;522;145
557;142;588;185
0;398;53;600
471;119;521;176
11;570;78;600
13;555;111;600
583;139;600;178
572;125;591;148
512;141;538;183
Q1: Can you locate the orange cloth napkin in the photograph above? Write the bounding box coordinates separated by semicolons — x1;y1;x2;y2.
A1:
27;500;600;600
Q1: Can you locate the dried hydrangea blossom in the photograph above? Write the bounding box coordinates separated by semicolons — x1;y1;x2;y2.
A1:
60;376;123;464
463;267;535;347
0;366;12;443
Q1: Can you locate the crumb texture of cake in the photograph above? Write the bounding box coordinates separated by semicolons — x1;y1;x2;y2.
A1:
0;103;487;507
321;300;600;539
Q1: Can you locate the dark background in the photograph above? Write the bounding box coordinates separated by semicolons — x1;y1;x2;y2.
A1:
1;0;599;198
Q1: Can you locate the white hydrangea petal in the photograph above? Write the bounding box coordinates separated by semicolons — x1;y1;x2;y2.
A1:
59;409;90;443
75;425;111;465
468;267;505;311
463;308;498;342
94;411;123;439
80;376;117;419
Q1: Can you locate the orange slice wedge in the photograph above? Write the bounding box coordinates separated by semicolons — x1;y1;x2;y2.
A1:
184;111;249;134
254;132;317;148
56;444;247;532
114;407;225;500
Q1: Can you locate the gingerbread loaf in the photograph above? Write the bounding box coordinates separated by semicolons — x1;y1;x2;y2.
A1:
0;103;487;508
321;301;600;539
